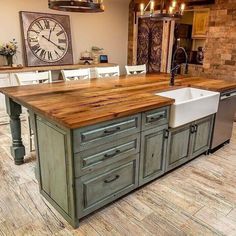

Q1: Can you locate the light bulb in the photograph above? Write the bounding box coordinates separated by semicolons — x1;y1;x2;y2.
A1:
169;6;174;14
180;3;186;13
172;0;177;8
140;3;145;16
150;0;155;14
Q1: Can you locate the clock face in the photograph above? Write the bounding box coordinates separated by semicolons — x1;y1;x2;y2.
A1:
27;17;69;63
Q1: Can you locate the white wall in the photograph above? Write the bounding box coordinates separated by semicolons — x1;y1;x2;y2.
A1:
0;0;129;73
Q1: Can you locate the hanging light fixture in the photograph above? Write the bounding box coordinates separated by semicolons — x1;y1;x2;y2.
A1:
140;0;185;21
49;0;104;13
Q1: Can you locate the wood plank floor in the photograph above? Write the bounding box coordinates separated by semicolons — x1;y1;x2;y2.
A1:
0;121;235;236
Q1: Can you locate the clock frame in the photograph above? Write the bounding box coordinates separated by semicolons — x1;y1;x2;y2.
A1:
20;11;73;67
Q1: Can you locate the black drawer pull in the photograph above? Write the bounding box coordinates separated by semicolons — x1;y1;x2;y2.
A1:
104;175;120;184
148;114;164;123
104;127;121;135
190;125;195;134
164;130;169;139
104;150;121;159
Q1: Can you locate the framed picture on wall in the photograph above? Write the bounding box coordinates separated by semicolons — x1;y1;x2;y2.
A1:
20;11;73;67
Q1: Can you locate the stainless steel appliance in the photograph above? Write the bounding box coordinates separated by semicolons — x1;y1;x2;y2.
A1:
211;90;236;151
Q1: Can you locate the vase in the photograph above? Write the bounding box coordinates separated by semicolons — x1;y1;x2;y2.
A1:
6;55;13;67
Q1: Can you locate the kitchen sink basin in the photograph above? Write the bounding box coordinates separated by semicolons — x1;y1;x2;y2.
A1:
156;87;220;128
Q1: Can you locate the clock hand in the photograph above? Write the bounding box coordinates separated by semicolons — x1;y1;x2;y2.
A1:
42;35;63;51
48;29;52;41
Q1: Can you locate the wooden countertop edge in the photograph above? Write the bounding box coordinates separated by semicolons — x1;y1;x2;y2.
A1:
11;97;175;129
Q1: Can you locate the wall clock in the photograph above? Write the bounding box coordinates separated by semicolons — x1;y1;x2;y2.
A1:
20;11;73;66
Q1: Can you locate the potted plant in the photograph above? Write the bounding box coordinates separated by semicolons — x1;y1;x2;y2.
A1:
0;39;18;67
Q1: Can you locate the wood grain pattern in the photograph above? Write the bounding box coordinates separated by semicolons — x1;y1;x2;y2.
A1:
0;74;236;129
0;121;235;235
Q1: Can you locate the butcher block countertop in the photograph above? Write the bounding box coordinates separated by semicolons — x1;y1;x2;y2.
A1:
1;74;236;129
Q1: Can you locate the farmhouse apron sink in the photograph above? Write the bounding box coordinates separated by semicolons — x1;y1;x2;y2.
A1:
156;87;220;128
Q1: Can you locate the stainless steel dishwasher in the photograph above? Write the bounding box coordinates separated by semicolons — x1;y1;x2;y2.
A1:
211;90;236;151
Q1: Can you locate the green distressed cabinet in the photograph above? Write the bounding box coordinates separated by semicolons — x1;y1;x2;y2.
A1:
139;125;168;186
165;115;214;172
32;104;214;228
165;123;192;172
190;115;214;159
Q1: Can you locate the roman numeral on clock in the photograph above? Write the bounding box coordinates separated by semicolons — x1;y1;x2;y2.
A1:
56;30;64;37
31;44;41;54
35;21;44;31
52;22;57;31
58;39;67;44
39;49;47;60
54;50;61;59
48;51;53;61
44;20;50;30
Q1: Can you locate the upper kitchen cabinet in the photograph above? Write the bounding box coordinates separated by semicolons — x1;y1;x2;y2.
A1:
192;10;210;38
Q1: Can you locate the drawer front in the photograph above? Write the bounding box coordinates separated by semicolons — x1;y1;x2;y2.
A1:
74;134;140;177
73;114;141;153
76;155;139;218
142;107;169;131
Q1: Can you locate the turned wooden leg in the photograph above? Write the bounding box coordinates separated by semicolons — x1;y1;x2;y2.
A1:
5;97;25;165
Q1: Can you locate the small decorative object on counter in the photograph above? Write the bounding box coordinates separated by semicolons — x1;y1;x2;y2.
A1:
196;47;204;65
80;50;93;65
0;39;18;67
91;46;104;64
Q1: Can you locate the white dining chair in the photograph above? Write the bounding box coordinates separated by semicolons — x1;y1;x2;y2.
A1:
15;71;52;85
95;66;120;78
61;68;91;81
15;71;52;153
125;64;147;75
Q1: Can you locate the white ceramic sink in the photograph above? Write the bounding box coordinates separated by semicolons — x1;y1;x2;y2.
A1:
156;87;220;128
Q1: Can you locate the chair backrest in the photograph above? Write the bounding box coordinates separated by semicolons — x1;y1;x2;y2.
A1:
125;64;147;75
61;68;91;81
15;71;52;86
95;66;120;78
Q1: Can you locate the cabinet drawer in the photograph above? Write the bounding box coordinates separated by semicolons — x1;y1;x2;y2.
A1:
142;107;169;131
74;134;140;177
73;114;141;153
76;155;139;218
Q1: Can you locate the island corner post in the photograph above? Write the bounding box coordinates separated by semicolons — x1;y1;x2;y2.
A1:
5;96;26;165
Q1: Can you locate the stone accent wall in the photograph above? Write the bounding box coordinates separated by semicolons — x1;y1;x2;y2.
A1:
197;0;236;82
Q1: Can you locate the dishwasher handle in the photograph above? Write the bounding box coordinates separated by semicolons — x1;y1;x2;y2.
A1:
220;91;236;100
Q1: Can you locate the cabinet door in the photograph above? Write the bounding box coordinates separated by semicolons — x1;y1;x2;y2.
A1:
166;124;191;172
190;115;213;159
192;10;209;38
139;126;167;186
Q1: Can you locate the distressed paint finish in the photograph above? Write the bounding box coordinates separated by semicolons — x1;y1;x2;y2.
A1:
166;124;191;172
139;125;168;186
5;97;25;165
190;115;214;159
1;121;236;235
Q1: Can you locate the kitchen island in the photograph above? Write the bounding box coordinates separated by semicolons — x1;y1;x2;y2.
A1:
0;74;236;227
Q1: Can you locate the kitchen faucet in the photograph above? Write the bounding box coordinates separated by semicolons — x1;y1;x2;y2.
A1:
170;46;188;86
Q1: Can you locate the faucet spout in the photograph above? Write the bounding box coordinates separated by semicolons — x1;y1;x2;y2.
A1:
170;46;188;86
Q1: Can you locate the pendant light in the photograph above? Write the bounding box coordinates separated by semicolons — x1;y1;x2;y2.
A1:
49;0;104;13
140;0;185;21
